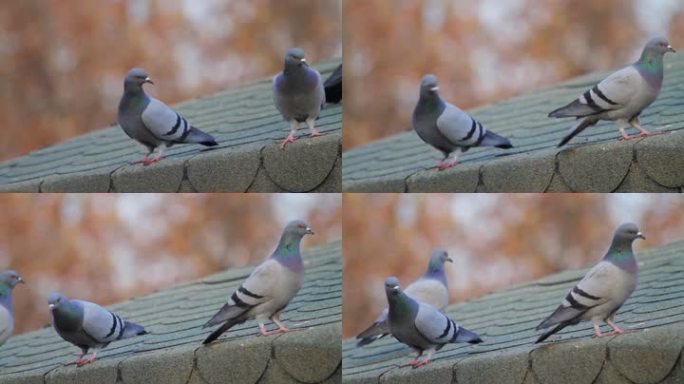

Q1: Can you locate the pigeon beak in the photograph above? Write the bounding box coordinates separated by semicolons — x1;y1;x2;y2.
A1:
144;77;154;85
430;86;439;92
48;304;55;310
637;232;645;240
17;277;25;284
300;58;307;64
305;227;314;235
446;257;453;263
667;45;676;53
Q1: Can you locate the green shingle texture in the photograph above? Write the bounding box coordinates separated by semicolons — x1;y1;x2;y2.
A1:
342;239;684;384
0;241;342;384
342;53;684;192
0;60;341;193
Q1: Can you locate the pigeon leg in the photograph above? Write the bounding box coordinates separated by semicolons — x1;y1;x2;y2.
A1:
77;350;98;366
593;323;605;337
617;127;644;141
436;153;460;170
412;351;433;368
629;117;654;137
258;322;281;336
270;314;290;333
279;120;299;149
143;148;164;165
306;117;323;137
604;318;624;335
74;351;85;365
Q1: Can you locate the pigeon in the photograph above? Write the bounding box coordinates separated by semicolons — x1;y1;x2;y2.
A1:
324;64;342;103
356;248;452;347
48;292;148;366
550;37;676;147
118;68;218;165
384;276;482;368
0;270;24;347
413;74;513;170
202;220;314;344
273;48;326;149
535;223;645;343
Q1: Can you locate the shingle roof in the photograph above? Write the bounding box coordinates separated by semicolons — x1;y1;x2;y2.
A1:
342;239;684;384
342;53;684;192
0;60;341;193
0;241;341;384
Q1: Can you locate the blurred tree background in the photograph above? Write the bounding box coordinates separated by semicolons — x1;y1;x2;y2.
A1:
0;0;341;161
0;193;341;335
344;0;684;150
343;194;684;337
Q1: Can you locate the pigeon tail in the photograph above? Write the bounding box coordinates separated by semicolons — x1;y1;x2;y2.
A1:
549;100;601;118
454;326;483;344
480;130;513;149
121;321;147;339
536;322;568;343
356;319;389;347
558;116;600;147
202;317;244;345
184;127;218;146
356;334;387;347
203;303;247;328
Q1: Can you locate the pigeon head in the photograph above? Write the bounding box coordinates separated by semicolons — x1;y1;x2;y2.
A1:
48;292;68;311
0;270;24;288
283;219;314;238
274;220;314;259
644;36;676;56
124;68;154;90
429;249;452;269
284;48;308;68
419;74;440;97
639;37;676;65
604;222;644;269
614;222;645;243
384;276;402;297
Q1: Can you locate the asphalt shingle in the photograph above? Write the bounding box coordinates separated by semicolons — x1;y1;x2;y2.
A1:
0;241;341;384
0;60;342;193
342;53;684;192
342;239;684;384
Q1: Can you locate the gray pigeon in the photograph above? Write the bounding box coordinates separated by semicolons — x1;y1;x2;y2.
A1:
550;37;675;147
357;249;452;347
48;292;148;366
413;74;513;170
536;223;644;343
118;68;217;165
0;270;24;347
273;48;326;149
202;220;314;344
385;276;482;368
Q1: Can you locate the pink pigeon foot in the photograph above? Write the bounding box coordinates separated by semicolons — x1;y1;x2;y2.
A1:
619;132;650;141
309;129;324;137
258;323;289;336
279;133;296;149
408;357;430;368
74;352;85;365
77;352;97;366
435;158;457;170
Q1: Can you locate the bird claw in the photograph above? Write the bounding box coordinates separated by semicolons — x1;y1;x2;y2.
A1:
405;357;430;368
309;129;324;138
435;159;457;170
279;134;296;149
76;355;96;366
136;154;162;165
